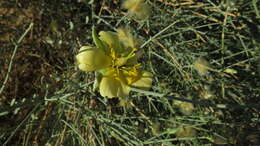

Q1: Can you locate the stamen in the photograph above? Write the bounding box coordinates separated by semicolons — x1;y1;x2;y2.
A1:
126;47;138;60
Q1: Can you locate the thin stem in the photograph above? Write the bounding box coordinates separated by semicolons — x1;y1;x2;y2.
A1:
0;23;34;94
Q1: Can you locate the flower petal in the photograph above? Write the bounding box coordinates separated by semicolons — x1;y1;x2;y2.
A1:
123;0;150;19
117;28;139;48
99;77;130;98
99;31;122;53
76;46;111;71
131;71;153;90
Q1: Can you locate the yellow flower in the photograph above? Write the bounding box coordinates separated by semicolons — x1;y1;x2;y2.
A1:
194;57;211;75
76;27;153;98
179;102;194;115
176;126;197;138
122;0;151;19
172;100;194;115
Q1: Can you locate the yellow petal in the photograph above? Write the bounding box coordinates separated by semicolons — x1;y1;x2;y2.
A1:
117;28;139;48
123;0;150;19
131;71;153;90
134;3;150;19
99;31;121;52
99;77;130;98
123;0;139;10
76;46;111;71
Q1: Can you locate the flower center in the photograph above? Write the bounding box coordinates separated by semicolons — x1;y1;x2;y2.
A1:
108;48;141;85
